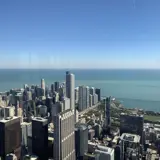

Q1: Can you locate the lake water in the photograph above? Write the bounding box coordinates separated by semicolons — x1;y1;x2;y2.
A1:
0;69;160;111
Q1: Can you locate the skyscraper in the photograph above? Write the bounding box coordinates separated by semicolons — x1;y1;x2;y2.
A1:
105;97;111;127
95;88;101;102
78;86;89;111
62;97;70;111
0;117;21;159
54;82;60;92
89;87;95;95
75;87;79;104
51;84;55;93
53;109;75;160
66;71;75;111
120;113;144;144
75;124;88;160
120;133;140;160
21;122;32;147
32;117;48;160
89;94;93;107
41;79;45;96
95;146;114;160
93;93;98;105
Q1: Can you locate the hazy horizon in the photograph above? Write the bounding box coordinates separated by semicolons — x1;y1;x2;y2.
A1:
1;68;160;70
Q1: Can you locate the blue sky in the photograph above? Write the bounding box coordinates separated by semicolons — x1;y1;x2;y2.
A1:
0;0;160;69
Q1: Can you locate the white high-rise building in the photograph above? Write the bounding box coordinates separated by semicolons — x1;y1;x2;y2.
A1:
91;93;98;105
62;97;70;111
75;87;79;104
27;91;32;101
94;93;98;105
90;87;95;95
53;109;75;160
89;94;93;107
78;86;89;111
41;79;45;96
21;122;32;147
86;86;90;108
66;71;75;111
53;91;59;102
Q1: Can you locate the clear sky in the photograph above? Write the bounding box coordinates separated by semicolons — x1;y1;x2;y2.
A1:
0;0;160;69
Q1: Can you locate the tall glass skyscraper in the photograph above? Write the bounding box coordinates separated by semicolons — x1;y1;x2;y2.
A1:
66;71;75;111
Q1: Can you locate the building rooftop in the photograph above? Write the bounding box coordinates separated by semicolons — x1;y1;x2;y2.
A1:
85;153;95;158
21;122;31;126
24;155;39;160
75;87;79;90
0;116;20;123
32;117;47;122
75;123;88;131
120;133;140;143
96;145;114;154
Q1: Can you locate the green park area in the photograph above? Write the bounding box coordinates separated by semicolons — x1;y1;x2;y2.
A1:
92;101;160;124
111;115;160;127
144;115;160;123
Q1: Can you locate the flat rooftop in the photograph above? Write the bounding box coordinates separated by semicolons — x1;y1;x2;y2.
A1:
0;116;20;123
75;123;88;131
96;145;114;154
21;122;31;126
32;117;47;122
121;133;140;143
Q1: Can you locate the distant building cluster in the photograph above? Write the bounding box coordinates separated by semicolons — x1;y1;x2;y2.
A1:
0;71;160;160
77;86;100;111
0;71;101;160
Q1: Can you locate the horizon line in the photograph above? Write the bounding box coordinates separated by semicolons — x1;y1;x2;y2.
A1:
0;68;160;70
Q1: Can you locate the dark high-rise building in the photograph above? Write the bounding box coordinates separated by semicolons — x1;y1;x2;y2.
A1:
32;117;48;160
54;82;59;92
75;124;88;160
115;145;121;160
120;113;144;144
95;88;101;102
35;87;44;97
105;97;111;127
45;86;50;97
46;97;54;113
0;117;21;160
51;84;55;93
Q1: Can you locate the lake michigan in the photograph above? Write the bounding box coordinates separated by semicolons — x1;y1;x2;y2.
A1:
0;69;160;112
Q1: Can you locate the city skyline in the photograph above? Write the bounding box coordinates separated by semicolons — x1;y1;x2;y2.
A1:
1;0;160;69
